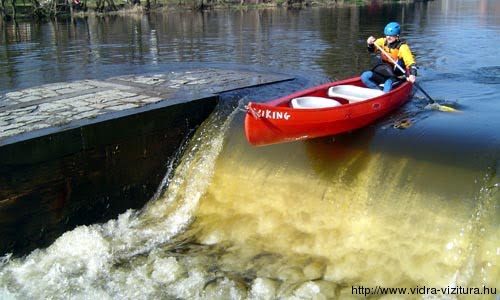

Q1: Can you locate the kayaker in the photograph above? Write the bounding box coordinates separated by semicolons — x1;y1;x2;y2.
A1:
361;22;418;92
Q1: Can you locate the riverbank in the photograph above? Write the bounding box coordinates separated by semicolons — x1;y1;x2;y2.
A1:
2;0;413;20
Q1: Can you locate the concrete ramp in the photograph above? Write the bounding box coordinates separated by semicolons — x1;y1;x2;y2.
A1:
0;68;292;146
0;68;292;256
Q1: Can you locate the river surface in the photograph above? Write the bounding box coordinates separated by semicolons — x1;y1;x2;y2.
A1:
1;0;500;299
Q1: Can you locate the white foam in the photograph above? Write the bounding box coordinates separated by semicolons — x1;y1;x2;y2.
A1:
3;226;111;299
248;278;277;300
151;257;182;284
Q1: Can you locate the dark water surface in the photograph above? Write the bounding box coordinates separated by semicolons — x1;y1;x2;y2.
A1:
1;0;499;298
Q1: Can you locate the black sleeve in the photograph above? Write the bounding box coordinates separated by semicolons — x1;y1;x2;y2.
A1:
409;64;418;76
367;44;375;53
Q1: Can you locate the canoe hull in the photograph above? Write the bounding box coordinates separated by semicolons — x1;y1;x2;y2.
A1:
244;77;413;146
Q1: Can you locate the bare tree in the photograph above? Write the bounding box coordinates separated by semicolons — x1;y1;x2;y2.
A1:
96;0;117;12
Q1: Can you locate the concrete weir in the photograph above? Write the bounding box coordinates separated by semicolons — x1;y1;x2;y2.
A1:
0;68;292;255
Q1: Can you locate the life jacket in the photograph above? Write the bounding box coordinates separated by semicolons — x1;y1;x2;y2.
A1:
380;39;403;65
373;38;410;77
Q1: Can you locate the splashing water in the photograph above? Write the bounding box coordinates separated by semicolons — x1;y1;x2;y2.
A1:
183;137;500;299
0;101;240;299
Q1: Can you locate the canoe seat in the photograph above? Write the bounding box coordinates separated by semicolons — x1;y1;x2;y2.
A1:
327;85;384;103
290;96;342;109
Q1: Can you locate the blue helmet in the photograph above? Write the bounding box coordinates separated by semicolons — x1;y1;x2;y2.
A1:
384;22;401;36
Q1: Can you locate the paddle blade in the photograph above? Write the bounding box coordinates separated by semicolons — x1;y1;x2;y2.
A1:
438;105;459;112
424;103;459;112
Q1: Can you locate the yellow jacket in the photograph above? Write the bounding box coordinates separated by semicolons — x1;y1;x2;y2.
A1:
372;37;416;72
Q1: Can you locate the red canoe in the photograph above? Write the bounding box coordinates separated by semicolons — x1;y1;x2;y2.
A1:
244;76;413;146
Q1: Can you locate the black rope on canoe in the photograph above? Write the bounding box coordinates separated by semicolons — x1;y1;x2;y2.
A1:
245;105;260;119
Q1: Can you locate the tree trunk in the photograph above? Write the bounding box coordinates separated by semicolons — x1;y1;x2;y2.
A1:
105;0;116;10
95;0;103;12
1;0;6;19
68;0;73;17
10;0;17;19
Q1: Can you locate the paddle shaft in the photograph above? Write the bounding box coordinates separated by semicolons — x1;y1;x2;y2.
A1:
372;42;437;104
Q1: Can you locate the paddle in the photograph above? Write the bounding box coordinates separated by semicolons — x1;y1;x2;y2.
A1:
372;42;457;112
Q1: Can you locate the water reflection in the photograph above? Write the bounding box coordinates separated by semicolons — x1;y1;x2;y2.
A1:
2;2;499;91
